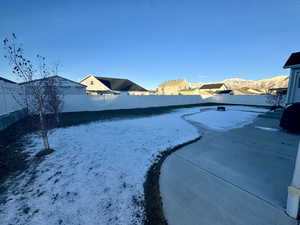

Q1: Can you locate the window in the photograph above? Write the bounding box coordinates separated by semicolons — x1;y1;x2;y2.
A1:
90;81;94;85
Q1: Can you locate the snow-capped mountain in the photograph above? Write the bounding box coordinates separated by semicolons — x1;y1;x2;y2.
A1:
157;75;289;95
220;76;289;90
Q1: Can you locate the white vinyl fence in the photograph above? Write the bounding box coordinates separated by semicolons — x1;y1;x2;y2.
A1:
0;91;273;117
1;90;273;130
61;94;272;113
205;94;271;106
62;94;204;112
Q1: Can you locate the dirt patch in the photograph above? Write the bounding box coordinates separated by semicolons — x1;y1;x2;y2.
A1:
143;136;201;225
35;148;55;158
0;116;35;183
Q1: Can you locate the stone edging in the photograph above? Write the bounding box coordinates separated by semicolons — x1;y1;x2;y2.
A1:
143;135;202;225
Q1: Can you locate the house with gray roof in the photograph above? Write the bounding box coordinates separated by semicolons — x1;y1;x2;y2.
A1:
80;75;147;95
19;75;86;95
0;77;17;84
199;83;227;92
0;76;27;130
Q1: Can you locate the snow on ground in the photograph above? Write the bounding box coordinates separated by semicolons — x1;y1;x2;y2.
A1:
186;106;268;131
0;106;268;225
1;109;199;225
255;126;279;132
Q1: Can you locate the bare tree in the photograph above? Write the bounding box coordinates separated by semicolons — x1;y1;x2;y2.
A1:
44;74;64;124
3;34;63;152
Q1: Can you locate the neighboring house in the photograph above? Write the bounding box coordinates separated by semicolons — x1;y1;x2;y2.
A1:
268;88;288;95
80;75;147;95
178;89;201;95
129;90;156;95
284;52;300;104
216;89;233;95
0;77;22;115
232;87;264;95
176;84;229;96
0;77;18;94
19;75;86;95
0;77;26;130
157;79;190;95
199;83;227;92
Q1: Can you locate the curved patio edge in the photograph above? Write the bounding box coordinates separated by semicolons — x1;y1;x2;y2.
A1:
143;135;202;225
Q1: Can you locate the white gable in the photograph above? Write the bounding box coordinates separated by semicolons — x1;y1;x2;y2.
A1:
80;75;110;91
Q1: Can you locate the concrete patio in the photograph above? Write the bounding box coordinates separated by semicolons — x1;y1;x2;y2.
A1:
160;111;300;225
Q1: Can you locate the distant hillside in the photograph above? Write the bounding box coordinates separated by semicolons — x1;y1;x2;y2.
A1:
221;76;288;90
157;79;190;94
157;75;289;95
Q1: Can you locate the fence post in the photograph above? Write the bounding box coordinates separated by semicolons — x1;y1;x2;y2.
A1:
287;140;300;219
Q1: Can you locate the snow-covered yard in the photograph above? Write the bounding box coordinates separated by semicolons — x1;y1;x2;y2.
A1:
0;106;268;225
186;106;268;131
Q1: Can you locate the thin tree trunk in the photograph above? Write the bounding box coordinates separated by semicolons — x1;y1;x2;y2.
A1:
42;134;50;150
55;113;60;124
39;111;50;150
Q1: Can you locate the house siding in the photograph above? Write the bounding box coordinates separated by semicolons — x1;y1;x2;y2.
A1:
0;79;27;130
287;69;300;104
199;85;227;92
0;79;25;116
80;76;110;93
21;76;86;95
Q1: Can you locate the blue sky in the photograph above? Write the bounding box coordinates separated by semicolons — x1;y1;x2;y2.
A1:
0;0;300;90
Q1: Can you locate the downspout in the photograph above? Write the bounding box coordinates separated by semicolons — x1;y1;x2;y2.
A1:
291;69;298;104
287;140;300;219
286;69;295;105
291;70;297;104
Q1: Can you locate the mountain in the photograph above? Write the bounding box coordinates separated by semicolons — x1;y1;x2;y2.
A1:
157;79;191;94
156;75;289;95
221;76;288;90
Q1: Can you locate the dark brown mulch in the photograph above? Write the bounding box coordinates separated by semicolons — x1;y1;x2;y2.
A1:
143;136;201;225
0;116;35;182
35;148;55;158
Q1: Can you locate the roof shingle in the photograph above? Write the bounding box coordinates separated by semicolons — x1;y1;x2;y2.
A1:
95;77;147;91
199;83;225;89
19;75;86;87
0;77;16;84
283;52;300;68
